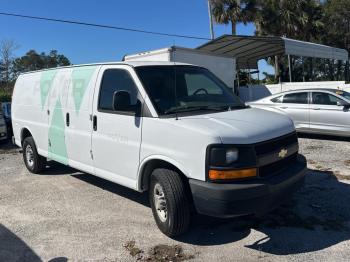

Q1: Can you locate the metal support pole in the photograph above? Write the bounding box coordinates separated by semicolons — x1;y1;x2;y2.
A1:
302;56;305;82
288;54;292;82
207;0;215;40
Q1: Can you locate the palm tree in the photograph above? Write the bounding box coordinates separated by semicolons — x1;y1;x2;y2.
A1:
254;0;324;81
255;0;323;41
210;0;259;35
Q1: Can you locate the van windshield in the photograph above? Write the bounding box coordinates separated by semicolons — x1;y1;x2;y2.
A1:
135;65;245;116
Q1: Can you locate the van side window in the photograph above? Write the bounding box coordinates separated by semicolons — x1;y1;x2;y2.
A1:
282;92;308;104
98;69;139;113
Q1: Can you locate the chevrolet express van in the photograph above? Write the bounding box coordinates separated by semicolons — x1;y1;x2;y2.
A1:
12;61;306;236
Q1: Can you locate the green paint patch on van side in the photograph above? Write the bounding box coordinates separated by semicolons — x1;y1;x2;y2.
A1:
40;70;57;110
71;66;97;113
48;99;68;165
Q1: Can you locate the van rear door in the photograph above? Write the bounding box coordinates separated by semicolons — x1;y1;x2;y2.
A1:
46;69;70;165
65;66;99;173
91;65;143;189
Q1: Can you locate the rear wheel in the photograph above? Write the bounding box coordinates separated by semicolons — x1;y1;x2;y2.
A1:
149;168;191;237
23;137;46;173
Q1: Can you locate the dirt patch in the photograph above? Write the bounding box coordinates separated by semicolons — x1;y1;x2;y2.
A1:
148;245;195;262
124;240;143;258
344;160;350;167
124;241;196;261
308;159;317;165
305;145;323;150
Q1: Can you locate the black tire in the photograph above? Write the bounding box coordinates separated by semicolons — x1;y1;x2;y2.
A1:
149;168;191;237
22;137;46;174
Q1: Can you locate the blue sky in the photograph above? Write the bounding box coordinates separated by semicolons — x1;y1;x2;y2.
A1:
0;0;273;78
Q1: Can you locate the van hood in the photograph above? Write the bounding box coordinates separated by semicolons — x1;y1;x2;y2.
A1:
178;107;294;144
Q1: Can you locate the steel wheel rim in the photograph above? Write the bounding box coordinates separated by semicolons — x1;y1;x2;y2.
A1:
153;183;167;222
25;145;34;168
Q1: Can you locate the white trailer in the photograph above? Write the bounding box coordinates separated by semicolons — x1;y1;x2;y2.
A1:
124;46;236;89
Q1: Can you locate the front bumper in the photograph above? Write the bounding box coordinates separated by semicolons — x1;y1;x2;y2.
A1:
189;154;307;218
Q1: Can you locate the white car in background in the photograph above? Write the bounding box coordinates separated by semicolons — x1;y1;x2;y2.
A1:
249;89;350;137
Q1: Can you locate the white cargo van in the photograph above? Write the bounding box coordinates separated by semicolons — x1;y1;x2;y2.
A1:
12;61;306;236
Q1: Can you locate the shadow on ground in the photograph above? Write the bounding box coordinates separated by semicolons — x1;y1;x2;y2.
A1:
178;168;350;255
0;224;69;262
298;133;350;142
0;140;18;153
0;224;41;261
41;161;350;256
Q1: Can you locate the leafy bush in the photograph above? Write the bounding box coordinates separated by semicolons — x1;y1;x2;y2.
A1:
0;90;12;102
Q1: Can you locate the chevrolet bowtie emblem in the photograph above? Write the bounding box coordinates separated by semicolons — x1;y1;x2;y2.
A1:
278;148;288;158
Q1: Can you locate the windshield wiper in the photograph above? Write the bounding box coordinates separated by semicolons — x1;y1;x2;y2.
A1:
164;105;225;115
164;104;247;115
228;104;248;110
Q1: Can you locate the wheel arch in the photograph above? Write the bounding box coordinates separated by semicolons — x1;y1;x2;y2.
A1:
137;156;190;192
20;127;33;146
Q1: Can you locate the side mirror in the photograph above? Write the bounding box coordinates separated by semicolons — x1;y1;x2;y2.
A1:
113;90;132;111
337;100;350;109
112;90;141;114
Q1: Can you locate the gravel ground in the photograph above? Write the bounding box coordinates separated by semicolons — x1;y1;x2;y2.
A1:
0;135;350;262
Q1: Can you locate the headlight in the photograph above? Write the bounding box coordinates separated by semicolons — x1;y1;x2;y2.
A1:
209;147;239;166
207;145;257;181
226;149;238;164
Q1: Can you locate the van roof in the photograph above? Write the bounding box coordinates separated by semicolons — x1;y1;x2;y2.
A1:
19;61;193;75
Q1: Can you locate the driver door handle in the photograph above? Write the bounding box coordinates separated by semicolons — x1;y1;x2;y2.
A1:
93;115;97;131
66;113;70;127
313;108;321;110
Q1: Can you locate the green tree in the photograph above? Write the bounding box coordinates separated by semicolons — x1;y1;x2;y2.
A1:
210;0;259;35
0;39;19;88
322;0;350;52
12;49;71;77
255;0;324;41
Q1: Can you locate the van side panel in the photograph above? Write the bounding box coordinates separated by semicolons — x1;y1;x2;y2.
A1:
12;73;50;154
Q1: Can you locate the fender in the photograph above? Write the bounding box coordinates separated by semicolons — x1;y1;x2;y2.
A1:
137;155;190;191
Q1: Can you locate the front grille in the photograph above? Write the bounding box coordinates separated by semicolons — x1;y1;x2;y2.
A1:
259;153;298;178
254;132;298;156
254;132;299;178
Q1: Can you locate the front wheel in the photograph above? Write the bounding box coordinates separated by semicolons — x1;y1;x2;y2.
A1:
22;137;46;174
149;168;191;237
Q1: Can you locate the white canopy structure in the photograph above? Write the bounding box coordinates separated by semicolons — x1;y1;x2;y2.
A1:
197;35;349;70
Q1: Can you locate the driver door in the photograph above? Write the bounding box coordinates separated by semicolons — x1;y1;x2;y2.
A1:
91;66;143;189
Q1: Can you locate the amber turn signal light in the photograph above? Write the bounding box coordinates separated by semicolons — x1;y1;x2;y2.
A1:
209;168;257;180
